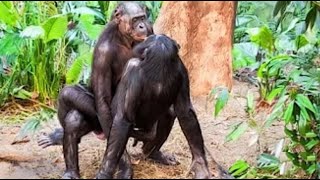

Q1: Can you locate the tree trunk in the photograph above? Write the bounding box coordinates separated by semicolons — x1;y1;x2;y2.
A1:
154;1;236;97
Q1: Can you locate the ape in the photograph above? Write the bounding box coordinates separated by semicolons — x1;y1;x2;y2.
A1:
37;2;177;179
96;34;211;179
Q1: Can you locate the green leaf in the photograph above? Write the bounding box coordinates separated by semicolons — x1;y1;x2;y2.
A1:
295;94;316;113
283;17;299;33
20;25;45;39
42;15;68;43
298;114;307;136
264;95;288;127
246;26;274;52
229;160;250;177
0;33;24;56
257;153;280;169
0;1;19;27
284;127;296;138
295;35;309;50
273;1;291;17
305;139;319;150
214;88;229;117
66;56;85;85
307;155;316;162
225;122;248;142
286;151;299;161
229;160;249;173
283;101;294;124
306;163;316;174
73;7;105;21
305;6;317;30
79;14;104;40
305;132;317;138
266;87;284;103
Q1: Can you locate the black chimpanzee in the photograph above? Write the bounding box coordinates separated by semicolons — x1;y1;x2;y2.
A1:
96;34;211;179
37;2;178;179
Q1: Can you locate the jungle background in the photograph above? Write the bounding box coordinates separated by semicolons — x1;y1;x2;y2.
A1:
0;1;319;179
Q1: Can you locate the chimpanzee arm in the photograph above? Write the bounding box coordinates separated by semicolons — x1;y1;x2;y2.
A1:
92;47;113;139
97;59;143;178
174;64;210;179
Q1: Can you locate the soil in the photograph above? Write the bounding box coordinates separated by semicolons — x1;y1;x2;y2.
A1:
0;80;285;179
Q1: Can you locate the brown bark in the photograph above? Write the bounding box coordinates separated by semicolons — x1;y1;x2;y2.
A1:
154;1;236;97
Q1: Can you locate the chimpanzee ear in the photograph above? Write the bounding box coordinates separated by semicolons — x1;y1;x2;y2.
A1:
141;48;148;59
112;6;123;24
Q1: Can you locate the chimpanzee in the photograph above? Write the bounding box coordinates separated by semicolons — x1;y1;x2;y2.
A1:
37;2;178;179
95;34;211;179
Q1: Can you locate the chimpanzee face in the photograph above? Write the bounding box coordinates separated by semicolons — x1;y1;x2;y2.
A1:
113;2;154;42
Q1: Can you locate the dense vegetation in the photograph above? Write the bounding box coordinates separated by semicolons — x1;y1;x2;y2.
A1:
226;1;320;179
0;1;319;179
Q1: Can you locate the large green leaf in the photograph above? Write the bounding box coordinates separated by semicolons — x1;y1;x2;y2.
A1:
295;94;316;113
0;33;24;56
66;56;84;85
20;25;45;40
42;15;68;43
79;14;105;40
0;1;19;27
246;26;274;52
305;6;317;30
273;1;291;17
73;7;105;21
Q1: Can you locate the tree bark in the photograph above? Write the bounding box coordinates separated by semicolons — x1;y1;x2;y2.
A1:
154;1;236;97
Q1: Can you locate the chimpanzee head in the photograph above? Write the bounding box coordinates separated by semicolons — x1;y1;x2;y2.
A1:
112;2;154;42
133;34;181;61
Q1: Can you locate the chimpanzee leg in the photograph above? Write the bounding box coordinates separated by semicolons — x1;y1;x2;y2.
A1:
38;85;98;148
60;110;93;179
115;150;133;179
96;117;132;179
142;105;179;165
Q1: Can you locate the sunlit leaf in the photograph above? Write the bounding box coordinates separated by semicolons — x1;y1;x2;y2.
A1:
246;26;274;52
20;25;45;39
298;114;307;136
295;94;316;113
305;139;319;150
225;122;248;142
214;88;229;117
283;101;294;124
42;15;68;43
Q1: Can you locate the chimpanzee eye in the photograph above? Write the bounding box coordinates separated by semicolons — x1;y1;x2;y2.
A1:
140;16;145;21
132;18;138;23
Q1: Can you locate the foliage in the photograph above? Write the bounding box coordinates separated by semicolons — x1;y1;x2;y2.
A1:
208;86;230;118
0;1;163;138
231;1;320;178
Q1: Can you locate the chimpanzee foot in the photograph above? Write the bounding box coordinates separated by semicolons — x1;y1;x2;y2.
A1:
115;169;133;179
190;159;211;179
148;151;180;166
37;128;64;148
95;172;113;179
62;171;80;179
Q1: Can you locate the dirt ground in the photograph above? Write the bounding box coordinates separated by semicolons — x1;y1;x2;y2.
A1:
0;80;285;179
